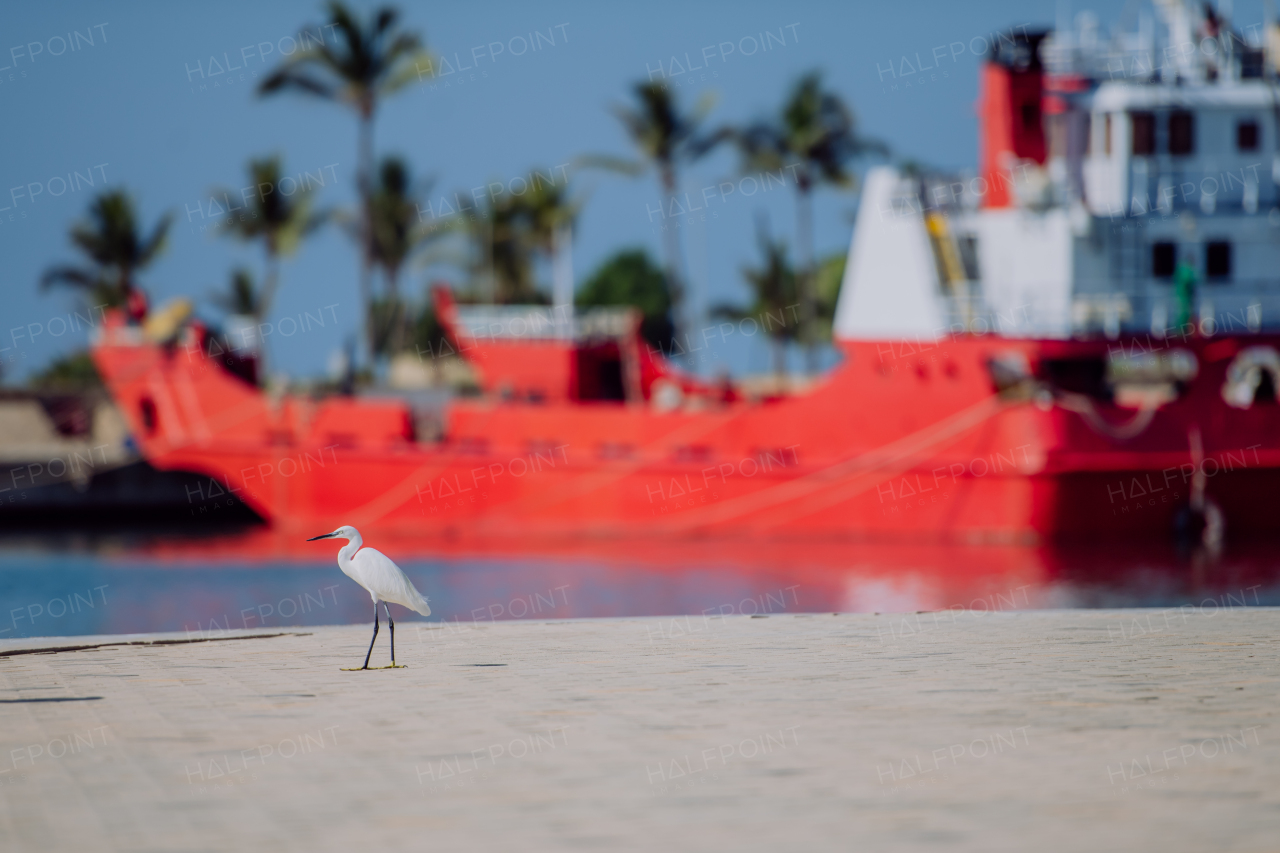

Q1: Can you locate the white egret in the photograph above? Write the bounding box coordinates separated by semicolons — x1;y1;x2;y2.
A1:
307;525;432;670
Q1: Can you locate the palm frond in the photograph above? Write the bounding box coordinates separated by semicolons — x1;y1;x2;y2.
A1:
689;125;734;160
373;8;397;37
40;265;99;291
261;3;425;108
259;66;339;99
210;268;262;316
573;154;645;177
46;189;167;311
139;213;173;264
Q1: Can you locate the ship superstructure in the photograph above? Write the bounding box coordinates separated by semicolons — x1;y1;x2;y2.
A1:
841;0;1280;344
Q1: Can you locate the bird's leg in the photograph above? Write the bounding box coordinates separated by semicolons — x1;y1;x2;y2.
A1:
342;602;379;671
363;602;380;669
380;602;406;668
355;601;404;666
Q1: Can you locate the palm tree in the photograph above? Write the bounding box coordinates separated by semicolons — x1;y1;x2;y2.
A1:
444;172;577;310
455;190;539;305
369;157;414;355
522;169;581;321
737;72;886;371
42;190;172;321
488;191;541;305
715;215;798;379
259;2;428;363
590;82;728;349
217;156;326;323
205;268;267;385
211;267;263;317
368;156;448;355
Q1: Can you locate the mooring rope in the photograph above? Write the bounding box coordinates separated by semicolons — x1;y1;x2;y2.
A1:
1054;391;1159;441
654;393;1011;534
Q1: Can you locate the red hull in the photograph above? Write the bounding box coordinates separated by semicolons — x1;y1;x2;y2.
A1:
91;317;1280;544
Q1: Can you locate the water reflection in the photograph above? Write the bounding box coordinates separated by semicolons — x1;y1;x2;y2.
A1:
0;530;1277;639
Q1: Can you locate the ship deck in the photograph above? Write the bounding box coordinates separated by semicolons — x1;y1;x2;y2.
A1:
1;609;1277;851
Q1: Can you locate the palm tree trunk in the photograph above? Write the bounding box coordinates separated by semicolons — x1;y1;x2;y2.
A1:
772;338;787;382
121;264;141;321
795;184;817;375
255;250;281;379
552;223;574;339
387;267;404;355
259;251;281;320
358;112;375;370
659;163;688;356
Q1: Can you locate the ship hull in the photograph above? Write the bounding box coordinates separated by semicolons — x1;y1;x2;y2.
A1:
91;326;1280;545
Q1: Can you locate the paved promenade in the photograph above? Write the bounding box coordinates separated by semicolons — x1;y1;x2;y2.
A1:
0;609;1277;852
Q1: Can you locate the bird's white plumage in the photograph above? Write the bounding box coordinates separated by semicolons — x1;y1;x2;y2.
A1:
326;526;431;616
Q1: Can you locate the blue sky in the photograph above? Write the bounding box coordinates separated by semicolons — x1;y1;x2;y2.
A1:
3;0;1260;380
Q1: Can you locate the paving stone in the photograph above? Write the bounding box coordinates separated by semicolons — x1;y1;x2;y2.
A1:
0;610;1277;852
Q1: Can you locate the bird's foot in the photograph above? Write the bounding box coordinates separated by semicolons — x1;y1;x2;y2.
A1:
371;663;407;669
340;666;370;671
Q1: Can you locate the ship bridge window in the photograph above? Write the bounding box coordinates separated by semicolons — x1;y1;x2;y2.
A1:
1152;242;1177;278
957;235;981;281
1240;46;1266;78
1169;111;1194;156
1237;120;1259;152
1131;111;1155;155
1206;241;1232;280
574;342;626;402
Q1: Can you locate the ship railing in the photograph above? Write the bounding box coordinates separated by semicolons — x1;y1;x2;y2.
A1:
1071;289;1280;337
1122;165;1272;216
452;305;635;341
91;322;147;347
1042;12;1265;84
1042;39;1158;83
942;290;1280;340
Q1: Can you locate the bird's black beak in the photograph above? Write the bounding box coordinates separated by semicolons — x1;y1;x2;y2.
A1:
306;533;337;541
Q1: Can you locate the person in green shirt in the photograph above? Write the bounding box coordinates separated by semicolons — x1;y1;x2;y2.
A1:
1173;253;1198;332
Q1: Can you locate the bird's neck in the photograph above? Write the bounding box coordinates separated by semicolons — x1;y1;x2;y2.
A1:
338;537;362;565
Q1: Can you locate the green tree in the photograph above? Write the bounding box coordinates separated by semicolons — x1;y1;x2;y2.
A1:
211;268;263;317
455;180;552;307
368;156;442;355
478;190;541;305
522;168;581;312
29;351;103;392
259;3;428;362
812;251;846;342
216;156;327;323
412;295;448;361
589;82;728;348
715;217;799;378
577;248;672;352
737;71;884;370
444;170;578;308
42;190;172;317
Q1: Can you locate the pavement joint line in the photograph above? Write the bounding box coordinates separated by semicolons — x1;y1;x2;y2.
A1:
0;631;311;658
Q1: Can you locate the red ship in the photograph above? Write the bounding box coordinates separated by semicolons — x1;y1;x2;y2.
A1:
92;7;1280;548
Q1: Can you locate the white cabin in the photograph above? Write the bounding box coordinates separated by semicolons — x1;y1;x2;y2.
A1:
836;0;1280;342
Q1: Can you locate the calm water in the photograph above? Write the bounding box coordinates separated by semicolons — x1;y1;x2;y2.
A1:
1;531;1278;640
